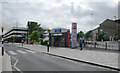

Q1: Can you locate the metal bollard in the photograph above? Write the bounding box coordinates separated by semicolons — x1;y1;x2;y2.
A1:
47;41;49;52
94;42;96;48
47;44;49;52
105;42;107;49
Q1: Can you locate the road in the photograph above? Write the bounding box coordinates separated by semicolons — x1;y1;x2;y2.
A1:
3;43;116;72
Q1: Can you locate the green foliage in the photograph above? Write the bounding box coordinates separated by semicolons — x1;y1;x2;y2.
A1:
97;31;105;41
28;21;45;39
28;22;40;34
30;31;40;41
77;31;84;39
11;36;17;42
85;30;93;39
38;38;42;41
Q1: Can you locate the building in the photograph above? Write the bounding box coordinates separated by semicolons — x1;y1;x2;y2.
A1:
92;19;120;41
49;28;70;47
3;27;28;43
93;27;99;41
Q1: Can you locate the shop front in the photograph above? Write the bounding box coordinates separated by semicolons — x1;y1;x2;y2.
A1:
49;28;70;47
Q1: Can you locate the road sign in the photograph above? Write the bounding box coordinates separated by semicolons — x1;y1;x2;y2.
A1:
71;22;77;48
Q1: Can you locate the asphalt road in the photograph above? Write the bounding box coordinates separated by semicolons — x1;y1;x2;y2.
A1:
3;43;116;72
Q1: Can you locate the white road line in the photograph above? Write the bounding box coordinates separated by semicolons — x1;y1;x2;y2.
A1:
17;50;27;54
8;51;17;55
25;50;36;53
12;56;22;72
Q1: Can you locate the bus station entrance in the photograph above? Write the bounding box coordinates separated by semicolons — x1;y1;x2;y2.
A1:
49;28;70;47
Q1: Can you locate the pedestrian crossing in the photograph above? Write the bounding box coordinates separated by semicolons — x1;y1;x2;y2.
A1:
8;51;17;55
17;50;27;54
8;50;36;55
25;50;36;53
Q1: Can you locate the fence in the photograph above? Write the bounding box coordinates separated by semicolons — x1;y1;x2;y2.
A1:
83;41;120;51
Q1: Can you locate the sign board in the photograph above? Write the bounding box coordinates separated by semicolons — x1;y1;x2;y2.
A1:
71;23;77;48
55;29;61;33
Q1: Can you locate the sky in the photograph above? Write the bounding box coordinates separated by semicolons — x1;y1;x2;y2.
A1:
0;0;119;34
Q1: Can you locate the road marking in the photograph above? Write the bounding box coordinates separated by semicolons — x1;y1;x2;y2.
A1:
17;50;27;54
25;50;36;53
12;56;23;73
8;51;17;55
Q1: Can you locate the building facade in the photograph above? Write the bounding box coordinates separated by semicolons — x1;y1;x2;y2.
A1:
92;19;120;41
3;27;28;43
49;28;70;47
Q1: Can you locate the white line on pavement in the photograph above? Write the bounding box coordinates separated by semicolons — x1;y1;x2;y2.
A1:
8;51;17;55
17;50;27;54
25;50;36;53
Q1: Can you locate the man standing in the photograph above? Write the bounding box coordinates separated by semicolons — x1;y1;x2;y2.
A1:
79;38;83;50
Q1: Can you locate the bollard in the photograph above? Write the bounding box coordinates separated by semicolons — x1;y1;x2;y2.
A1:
47;41;49;52
105;42;107;49
94;42;96;48
47;44;49;52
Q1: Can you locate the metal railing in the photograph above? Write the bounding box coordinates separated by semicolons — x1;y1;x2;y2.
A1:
83;41;120;51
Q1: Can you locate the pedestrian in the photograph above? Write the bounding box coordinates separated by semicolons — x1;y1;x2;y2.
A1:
79;38;83;50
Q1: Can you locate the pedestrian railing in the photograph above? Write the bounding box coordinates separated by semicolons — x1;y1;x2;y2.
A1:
83;41;120;51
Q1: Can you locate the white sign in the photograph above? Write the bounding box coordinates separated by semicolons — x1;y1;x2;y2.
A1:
71;23;77;48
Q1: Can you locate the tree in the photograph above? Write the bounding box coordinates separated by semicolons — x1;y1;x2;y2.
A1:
30;31;40;41
28;22;40;34
97;31;105;41
11;36;17;43
84;30;93;39
28;21;45;39
77;31;84;39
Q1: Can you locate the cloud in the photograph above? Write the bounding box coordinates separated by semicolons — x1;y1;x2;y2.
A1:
0;0;118;35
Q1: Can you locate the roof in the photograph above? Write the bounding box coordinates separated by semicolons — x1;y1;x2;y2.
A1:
99;19;119;29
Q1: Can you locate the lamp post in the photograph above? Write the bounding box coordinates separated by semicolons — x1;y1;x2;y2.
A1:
90;13;94;48
46;28;50;52
1;26;4;56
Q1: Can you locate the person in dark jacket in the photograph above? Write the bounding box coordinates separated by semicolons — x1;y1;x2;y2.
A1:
79;38;83;50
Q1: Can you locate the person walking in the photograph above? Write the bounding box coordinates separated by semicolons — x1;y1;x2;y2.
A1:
79;38;83;50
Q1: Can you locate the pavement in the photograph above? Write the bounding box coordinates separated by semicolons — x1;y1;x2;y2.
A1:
0;47;12;72
17;44;120;71
0;47;2;73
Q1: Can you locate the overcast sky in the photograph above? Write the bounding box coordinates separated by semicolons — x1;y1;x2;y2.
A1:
0;0;119;34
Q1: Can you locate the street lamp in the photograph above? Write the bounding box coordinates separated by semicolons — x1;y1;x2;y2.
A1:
90;13;94;48
1;26;4;56
46;28;50;52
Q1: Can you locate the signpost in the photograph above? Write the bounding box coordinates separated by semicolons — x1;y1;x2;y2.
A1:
71;23;77;48
46;28;50;52
1;26;4;56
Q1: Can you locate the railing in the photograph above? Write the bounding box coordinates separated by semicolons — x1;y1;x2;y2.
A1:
82;41;120;51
